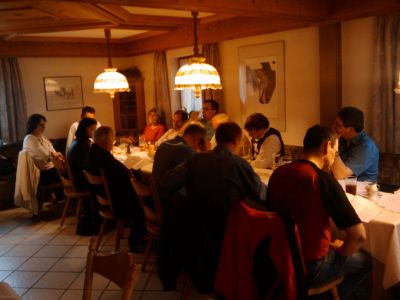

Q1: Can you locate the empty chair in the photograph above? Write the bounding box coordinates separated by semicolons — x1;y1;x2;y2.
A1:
130;176;162;271
83;237;139;300
52;157;90;226
0;282;21;300
83;169;125;251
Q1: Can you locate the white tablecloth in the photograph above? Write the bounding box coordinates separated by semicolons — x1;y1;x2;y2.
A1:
112;146;153;172
347;192;400;289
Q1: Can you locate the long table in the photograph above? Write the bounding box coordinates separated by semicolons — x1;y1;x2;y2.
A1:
113;146;400;296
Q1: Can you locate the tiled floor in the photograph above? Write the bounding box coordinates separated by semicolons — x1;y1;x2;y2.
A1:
0;207;215;299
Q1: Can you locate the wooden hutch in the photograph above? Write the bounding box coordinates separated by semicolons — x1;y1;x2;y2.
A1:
113;67;146;135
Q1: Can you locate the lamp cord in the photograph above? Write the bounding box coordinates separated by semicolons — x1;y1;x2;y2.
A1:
104;29;112;68
192;11;200;57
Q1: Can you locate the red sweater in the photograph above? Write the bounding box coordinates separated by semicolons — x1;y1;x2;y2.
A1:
215;202;299;300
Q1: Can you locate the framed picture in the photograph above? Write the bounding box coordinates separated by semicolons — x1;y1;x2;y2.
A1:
239;41;286;131
43;76;84;111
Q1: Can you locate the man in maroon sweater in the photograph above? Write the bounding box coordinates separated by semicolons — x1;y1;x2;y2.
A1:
267;125;371;300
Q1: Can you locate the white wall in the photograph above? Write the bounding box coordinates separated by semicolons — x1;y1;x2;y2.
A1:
19;58;112;139
341;17;374;132
220;27;320;146
17;17;374;145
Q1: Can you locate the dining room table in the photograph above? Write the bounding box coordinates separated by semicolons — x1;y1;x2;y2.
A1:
112;145;400;298
337;181;400;299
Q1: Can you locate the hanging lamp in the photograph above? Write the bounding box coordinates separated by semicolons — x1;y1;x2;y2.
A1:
174;11;222;98
94;29;130;99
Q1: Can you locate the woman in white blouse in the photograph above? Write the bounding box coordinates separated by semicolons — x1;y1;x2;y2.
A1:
23;114;64;199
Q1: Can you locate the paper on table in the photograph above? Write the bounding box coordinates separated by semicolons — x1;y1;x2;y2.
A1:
347;193;383;223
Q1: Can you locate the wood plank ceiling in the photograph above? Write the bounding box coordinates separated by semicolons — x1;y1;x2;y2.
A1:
0;0;399;57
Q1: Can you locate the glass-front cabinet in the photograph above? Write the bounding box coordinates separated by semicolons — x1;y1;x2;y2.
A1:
113;68;146;135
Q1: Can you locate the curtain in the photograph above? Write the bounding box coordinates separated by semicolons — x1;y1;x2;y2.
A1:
154;51;172;128
370;16;400;154
0;57;27;144
201;43;225;111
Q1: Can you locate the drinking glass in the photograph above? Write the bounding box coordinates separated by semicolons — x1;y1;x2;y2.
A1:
148;143;155;159
139;135;146;151
345;175;357;195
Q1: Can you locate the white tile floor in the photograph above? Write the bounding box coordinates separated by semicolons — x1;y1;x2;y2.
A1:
0;207;215;299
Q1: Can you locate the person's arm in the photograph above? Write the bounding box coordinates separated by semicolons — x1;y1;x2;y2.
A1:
331;155;353;179
24;136;52;170
318;170;366;255
251;135;281;169
237;158;267;203
337;223;366;256
160;157;191;193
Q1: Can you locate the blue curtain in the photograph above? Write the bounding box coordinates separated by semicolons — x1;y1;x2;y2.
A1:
371;17;400;153
0;57;27;144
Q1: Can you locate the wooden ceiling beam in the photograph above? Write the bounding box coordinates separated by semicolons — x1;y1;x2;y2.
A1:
0;39;129;57
30;0;332;18
332;0;400;20
126;16;316;56
124;14;191;27
79;3;125;24
0;19;112;35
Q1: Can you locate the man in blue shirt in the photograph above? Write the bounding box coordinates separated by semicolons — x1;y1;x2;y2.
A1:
332;106;379;181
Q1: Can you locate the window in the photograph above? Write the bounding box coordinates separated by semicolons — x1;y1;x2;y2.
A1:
178;57;202;114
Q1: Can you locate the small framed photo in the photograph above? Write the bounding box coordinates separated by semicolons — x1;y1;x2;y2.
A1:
43;76;84;111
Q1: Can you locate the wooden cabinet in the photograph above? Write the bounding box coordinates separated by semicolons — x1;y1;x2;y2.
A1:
113;68;146;134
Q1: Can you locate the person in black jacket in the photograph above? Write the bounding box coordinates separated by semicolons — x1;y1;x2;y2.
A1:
84;126;146;251
67;118;97;191
159;122;266;293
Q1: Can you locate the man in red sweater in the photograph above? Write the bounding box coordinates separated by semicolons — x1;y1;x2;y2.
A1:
267;125;371;300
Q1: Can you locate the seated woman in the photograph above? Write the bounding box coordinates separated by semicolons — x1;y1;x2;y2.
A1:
155;110;189;147
67;118;97;191
210;113;230;149
143;108;166;144
23;114;64;200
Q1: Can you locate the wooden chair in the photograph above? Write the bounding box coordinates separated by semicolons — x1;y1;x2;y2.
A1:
0;282;22;300
308;276;344;299
130;176;162;271
83;169;125;252
83;237;139;300
52;157;90;226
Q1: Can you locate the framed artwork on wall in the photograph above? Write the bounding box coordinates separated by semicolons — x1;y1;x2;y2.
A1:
43;76;84;111
239;41;286;131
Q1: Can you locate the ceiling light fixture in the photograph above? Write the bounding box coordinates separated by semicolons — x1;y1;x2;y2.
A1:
174;11;222;98
94;29;130;99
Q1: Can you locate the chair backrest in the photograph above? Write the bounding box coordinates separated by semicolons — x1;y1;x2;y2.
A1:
52;157;73;191
83;237;139;300
83;169;114;218
130;176;157;222
148;176;163;223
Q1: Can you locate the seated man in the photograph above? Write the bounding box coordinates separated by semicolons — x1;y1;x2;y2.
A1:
244;113;284;169
84;126;145;251
201;99;219;140
155;110;189;147
332;106;379;181
153;123;207;208
66;106;100;154
209;113;230;149
158;122;267;293
267;125;371;299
